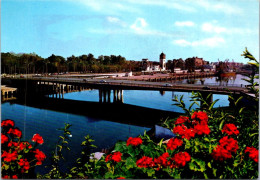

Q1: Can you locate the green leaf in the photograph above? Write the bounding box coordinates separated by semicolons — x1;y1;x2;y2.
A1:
235;96;243;106
219;119;225;130
189;158;206;172
250;133;258;137
207;162;212;168
204;137;210;142
184;138;191;149
209;99;219;111
125;157;135;170
147;169;155;177
212;168;217;177
239;107;245;114
105;171;115;179
3;165;9;170
77;172;84;177
114;141;125;152
204;172;208;179
158;138;164;148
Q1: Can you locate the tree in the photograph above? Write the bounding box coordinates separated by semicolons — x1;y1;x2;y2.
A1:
185;58;195;72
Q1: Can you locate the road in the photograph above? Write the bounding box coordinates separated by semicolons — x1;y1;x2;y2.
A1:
9;76;248;95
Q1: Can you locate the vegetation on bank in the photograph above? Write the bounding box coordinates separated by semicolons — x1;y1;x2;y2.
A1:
1;52;142;74
1;51;252;75
1;49;258;179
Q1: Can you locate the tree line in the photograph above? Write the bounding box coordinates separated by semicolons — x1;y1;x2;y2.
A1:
1;52;142;74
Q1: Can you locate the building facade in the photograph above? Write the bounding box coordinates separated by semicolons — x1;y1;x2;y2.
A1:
159;52;166;70
141;52;167;71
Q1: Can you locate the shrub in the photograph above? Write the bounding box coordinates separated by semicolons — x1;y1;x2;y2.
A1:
1;119;46;179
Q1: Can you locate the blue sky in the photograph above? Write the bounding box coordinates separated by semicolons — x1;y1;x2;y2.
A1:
1;0;259;63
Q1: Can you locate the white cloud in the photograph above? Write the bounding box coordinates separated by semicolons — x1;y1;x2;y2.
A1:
67;0;196;13
129;18;182;37
130;18;148;33
107;17;120;23
106;16;127;27
201;22;258;35
173;37;225;47
201;23;227;33
175;21;195;27
193;0;243;14
125;0;196;12
68;0;139;14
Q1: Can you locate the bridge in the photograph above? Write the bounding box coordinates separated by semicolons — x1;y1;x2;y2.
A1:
2;77;251;105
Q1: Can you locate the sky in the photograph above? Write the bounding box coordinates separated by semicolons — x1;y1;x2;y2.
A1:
1;0;259;63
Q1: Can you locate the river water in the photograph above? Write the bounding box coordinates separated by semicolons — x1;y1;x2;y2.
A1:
1;74;249;173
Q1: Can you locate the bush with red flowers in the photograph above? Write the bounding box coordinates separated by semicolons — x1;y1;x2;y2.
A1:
1;119;46;179
71;83;257;179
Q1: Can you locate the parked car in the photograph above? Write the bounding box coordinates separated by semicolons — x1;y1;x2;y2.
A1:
163;83;172;87
83;79;88;82
100;80;107;83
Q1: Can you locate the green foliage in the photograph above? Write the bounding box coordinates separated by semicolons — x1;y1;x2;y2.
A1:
1;52;139;74
40;123;72;179
241;47;259;99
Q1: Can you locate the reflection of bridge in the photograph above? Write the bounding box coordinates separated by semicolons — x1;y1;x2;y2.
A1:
2;77;251;105
11;97;180;127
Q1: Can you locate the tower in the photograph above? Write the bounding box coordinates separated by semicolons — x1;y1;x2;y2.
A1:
160;52;166;70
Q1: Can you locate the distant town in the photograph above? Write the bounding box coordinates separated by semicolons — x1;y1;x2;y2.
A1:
1;52;252;77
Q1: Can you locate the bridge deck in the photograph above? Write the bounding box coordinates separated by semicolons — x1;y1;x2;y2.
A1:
3;77;249;95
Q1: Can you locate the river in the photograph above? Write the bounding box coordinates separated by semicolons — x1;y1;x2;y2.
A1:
1;74;249;174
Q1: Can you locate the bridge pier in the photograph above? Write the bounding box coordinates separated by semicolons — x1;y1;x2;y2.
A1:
99;88;112;103
112;89;123;103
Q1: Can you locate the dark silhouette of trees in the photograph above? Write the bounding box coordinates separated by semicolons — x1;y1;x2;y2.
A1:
1;52;135;74
185;58;195;72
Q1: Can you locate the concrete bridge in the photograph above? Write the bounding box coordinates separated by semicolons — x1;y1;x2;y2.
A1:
2;77;250;105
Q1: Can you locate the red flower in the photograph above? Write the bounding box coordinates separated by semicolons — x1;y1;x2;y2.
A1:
111;152;122;162
23;141;33;149
222;124;239;136
211;136;239;161
166;138;183;150
1;151;18;162
126;137;143;146
245;147;258;163
173;125;195;140
175;116;190;124
12;175;18;179
117;177;126;179
219;136;238;153
191;111;208;125
154;152;170;168
18;159;30;172
7;128;22;138
2;175;9;179
8;141;19;148
105;154;112;162
33;149;46;165
105;152;122;163
18;142;27;151
212;145;232;161
171;152;191;167
1;119;15;127
136;156;155;168
32;134;44;144
193;124;210;135
1;134;9;144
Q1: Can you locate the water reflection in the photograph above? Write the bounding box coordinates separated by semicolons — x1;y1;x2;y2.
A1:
177;74;248;86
